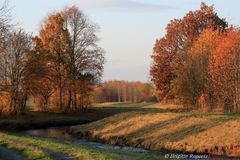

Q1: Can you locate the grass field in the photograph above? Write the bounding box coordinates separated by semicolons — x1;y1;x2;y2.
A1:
69;103;240;157
0;131;166;160
1;103;239;159
0;103;167;159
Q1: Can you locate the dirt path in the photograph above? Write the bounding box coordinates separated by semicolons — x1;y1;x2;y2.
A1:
0;145;26;160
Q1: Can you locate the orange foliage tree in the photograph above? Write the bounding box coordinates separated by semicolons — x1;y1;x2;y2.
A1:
151;2;227;103
33;13;71;111
184;28;222;108
210;28;240;112
31;7;104;112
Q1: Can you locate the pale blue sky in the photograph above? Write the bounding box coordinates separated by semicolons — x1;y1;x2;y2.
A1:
6;0;240;82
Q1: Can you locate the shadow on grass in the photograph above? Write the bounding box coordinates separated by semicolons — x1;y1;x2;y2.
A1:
125;116;183;139
0;103;163;131
158;116;232;142
79;112;142;131
123;115;234;146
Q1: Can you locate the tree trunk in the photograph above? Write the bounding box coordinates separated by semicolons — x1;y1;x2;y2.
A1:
67;89;72;111
73;87;77;110
59;84;63;111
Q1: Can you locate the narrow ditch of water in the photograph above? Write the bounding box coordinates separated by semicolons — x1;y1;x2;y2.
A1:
23;127;231;160
24;127;147;153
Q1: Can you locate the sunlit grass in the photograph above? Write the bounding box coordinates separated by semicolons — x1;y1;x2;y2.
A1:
0;131;165;160
95;102;155;108
69;103;240;157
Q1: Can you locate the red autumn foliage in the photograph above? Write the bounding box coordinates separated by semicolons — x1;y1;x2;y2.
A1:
150;2;227;101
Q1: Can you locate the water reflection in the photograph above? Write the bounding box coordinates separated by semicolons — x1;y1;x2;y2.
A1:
24;128;227;159
26;128;74;141
25;128;147;153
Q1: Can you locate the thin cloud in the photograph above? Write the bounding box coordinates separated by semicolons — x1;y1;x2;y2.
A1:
79;0;175;12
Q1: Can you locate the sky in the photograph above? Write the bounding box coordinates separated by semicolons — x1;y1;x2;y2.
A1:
5;0;240;82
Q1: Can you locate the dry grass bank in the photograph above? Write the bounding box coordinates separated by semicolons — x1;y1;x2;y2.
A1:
69;103;240;157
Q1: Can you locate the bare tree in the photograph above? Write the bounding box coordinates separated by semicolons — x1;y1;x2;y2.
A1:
62;6;104;110
0;29;31;115
0;1;11;39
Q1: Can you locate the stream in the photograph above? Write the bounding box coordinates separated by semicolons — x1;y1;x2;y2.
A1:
24;127;147;153
23;127;235;160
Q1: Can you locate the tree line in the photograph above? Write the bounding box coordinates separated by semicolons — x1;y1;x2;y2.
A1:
94;80;157;103
151;2;240;112
0;2;104;115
